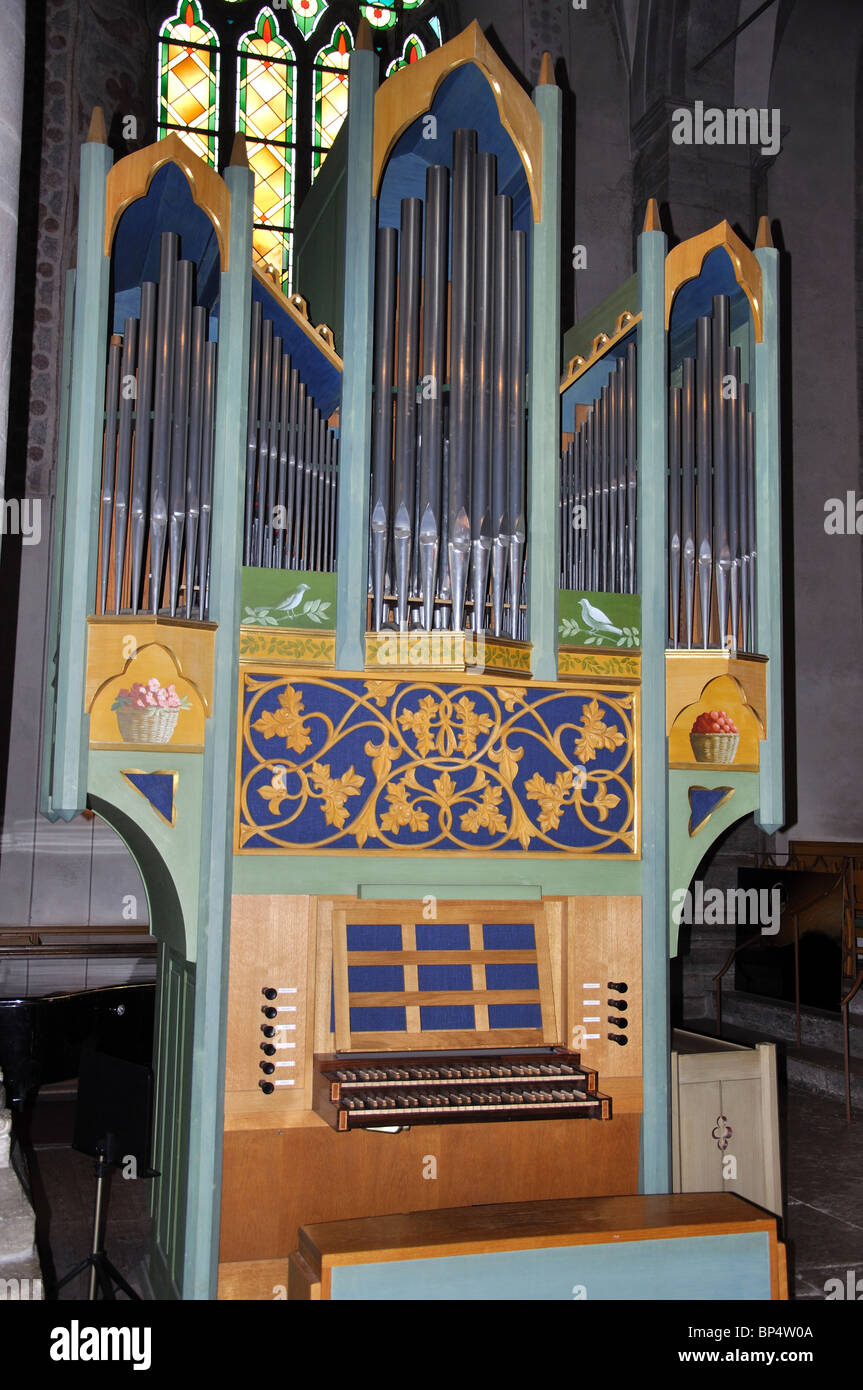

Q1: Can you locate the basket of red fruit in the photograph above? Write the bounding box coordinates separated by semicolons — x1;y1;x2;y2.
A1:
690;709;739;764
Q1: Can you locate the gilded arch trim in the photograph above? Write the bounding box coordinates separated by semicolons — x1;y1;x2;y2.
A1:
372;22;544;222
104;132;230;266
665;220;763;342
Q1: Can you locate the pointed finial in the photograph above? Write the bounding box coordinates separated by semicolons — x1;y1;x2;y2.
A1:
230;133;249;168
357;16;373;51
755;215;773;249
539;52;556;85
642;198;661;232
87;107;107;144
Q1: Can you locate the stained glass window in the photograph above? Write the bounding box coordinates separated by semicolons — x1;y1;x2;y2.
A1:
156;3;447;287
290;0;329;39
362;5;397;30
237;8;297;289
386;33;425;76
158;0;220;166
312;24;353;180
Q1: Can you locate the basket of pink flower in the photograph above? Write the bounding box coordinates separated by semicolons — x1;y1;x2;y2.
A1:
112;678;191;745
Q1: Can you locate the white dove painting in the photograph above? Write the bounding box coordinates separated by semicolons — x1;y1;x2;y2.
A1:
242;579;333;628
559;595;640;647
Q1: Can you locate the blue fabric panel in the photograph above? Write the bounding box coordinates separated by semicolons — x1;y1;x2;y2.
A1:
484;963;539;990
488;1003;543;1029
346;923;403;951
329;1232;773;1301
415;923;470;950
417;964;472;991
349;1007;406;1032
689;785;735;835
347;964;404;993
111;164;222;311
420;1007;476;1030
482;923;535;950
122;770;175;824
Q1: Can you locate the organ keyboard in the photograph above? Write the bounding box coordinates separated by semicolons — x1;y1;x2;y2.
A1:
313;1050;611;1130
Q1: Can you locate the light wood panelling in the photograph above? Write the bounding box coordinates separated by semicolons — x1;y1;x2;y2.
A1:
216;1258;292;1302
566;896;641;1079
220;1112;640;1266
225;895;317;1108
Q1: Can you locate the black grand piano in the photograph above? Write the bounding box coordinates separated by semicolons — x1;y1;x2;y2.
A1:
0;984;155;1107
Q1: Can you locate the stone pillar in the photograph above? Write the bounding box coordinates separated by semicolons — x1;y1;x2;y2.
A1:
0;0;25;538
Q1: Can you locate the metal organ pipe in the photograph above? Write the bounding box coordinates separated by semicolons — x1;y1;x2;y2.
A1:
419;165;449;632
471;152;494;634
448;130;476;634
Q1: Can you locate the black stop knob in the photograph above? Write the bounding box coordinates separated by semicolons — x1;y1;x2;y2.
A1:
260;1061;275;1075
262;1006;277;1019
607;999;627;1011
608;982;628;993
262;987;278;1000
607;1017;628;1028
261;1043;276;1056
261;1025;275;1038
259;1081;275;1095
607;1033;628;1046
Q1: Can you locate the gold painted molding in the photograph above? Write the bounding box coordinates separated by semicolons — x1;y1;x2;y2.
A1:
364;631;532;677
104;133;230;265
239;626;336;667
559;647;641;683
251;270;344;376
372;22;544;222
560;312;640;393
665;220;763;341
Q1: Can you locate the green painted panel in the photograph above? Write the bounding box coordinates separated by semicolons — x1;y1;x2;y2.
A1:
232;853;642;898
667;768;759;957
88;753;204;959
294;125;347;350
753;247;784;833
40;268;76;821
559;591;641;648
241;566;336;628
52;140;113;817
528;82;562;682
148;946;195;1302
637;225;670;1194
335;48;378;672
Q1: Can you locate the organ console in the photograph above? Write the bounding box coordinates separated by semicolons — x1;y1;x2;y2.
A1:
44;18;787;1301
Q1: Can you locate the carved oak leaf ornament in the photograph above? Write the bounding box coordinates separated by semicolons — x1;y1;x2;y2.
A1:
309;761;364;829
253;684;312;753
575;698;625;764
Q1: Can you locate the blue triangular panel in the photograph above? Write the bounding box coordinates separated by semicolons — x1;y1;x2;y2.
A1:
122;771;176;826
689;786;734;836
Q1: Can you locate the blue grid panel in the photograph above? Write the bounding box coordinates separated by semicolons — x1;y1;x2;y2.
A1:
484;963;539;990
415;923;470;950
349;1007;407;1032
488;1003;543;1029
482;923;535;950
417;964;473;991
420;1006;476;1030
347;964;405;993
346;923;403;951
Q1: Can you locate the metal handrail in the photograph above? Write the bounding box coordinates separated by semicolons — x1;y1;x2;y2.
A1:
841;970;863;1124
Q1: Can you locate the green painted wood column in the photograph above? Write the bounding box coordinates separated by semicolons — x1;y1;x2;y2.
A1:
637;204;671;1193
335;40;378;672
183;143;253;1300
51;122;112;818
41;267;76;821
529;63;562;682
754;226;784;833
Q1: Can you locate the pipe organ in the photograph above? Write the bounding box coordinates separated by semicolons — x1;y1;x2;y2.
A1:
44;21;787;1302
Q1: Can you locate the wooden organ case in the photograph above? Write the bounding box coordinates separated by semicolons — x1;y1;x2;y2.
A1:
46;15;787;1301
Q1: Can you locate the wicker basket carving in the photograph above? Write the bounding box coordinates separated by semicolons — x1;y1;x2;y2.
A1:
689;732;739;765
116;707;180;746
